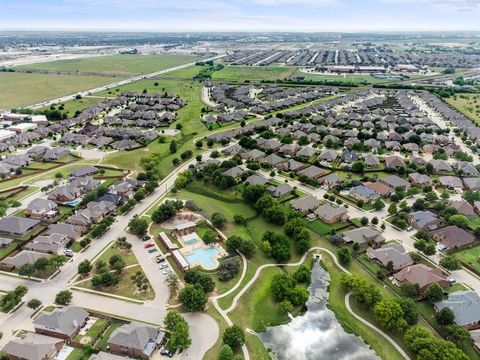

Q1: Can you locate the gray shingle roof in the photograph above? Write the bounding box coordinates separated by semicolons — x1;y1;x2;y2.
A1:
436;291;480;326
33;307;89;338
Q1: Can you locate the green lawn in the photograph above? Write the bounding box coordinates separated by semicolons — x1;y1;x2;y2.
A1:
95;321;124;351
0;242;18;260
66;348;85;360
160;65;208;79
0;72;118;110
306;219;333;235
17;54;202;77
43;96;105;118
74;318;108;343
94;243;138;267
212;65;297;81
445;94;480;125
455;244;480;274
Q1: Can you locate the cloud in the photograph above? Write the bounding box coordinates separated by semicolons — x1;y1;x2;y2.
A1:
382;0;480;11
247;0;340;5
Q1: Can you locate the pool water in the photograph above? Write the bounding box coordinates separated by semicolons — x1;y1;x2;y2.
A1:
185;247;220;270
64;199;82;207
185;238;198;246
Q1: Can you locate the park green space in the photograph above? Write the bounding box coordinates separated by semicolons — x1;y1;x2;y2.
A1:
76;242;154;301
445;93;480;125
17;54;201;77
0;72;117;110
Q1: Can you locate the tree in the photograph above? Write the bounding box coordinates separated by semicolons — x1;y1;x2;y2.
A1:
128;216;149;236
374;300;407;331
164;310;191;351
27;298;42;310
395;297;418;326
223;325;245;350
203;230;218;245
448;214;469;229
351;161;365;173
289;286;309;306
166;273;179;288
271;273;296;302
436;307;455;326
424;283;443;303
184;268;215;293
233;214;246;225
170;140;177;154
360;217;368;226
279;300;293;314
337;247;351;265
439;255;461;270
293;265;311;283
400;282;420;298
218;258;240;281
152;202;177;223
133;189;146;202
388;203;397;215
77;260;92;277
444;324;470;345
55;290;72;305
211;213;227;229
179;284;207;312
372;198;385;211
218;345;234;360
18;263;35;278
225;235;255;258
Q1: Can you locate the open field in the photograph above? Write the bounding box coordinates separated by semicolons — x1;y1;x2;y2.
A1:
160;65;208;79
45;96;105;118
211;65;297;81
445;93;480;125
16;54;202;77
0;72;117;110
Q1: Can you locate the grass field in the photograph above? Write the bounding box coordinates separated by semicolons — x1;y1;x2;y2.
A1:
46;96;105;118
211;65;297;81
17;54;201;77
445;93;480;125
455;244;480;273
160;65;208;79
0;72;117;110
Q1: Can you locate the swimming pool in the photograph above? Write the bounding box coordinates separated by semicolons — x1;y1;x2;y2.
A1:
183;233;200;246
185;247;220;270
64;199;82;207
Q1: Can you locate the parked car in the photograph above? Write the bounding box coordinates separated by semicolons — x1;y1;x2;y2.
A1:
64;249;74;257
148;248;158;254
159;263;169;269
143;235;151;241
156;257;165;263
144;242;154;248
162;268;172;275
160;349;174;358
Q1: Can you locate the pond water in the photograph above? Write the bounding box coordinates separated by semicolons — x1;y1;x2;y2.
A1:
259;261;379;360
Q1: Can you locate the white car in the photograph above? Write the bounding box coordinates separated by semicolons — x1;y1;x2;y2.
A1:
162;268;172;275
159;263;169;269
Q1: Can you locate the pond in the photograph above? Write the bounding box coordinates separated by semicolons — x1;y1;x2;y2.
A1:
259;260;379;360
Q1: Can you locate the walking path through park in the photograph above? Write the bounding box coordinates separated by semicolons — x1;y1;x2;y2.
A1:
210;246;410;360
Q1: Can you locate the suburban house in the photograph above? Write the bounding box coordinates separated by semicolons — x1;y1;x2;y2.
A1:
341;227;385;247
314;203;349;224
0;237;13;248
267;184;292;198
261;153;285;168
107;323;166;360
297;165;325;179
349;185;379;203
408;211;439;231
90;352;126;360
318;173;342;189
393;264;449;292
25;233;69;255
45;224;84;241
447;200;476;219
244;174;268;186
384;155;405;169
319;149;339;162
67;201;115;226
430;225;475;249
26;199;58;220
71;165;99;178
0;250;50;270
48;184;81;204
366;243;413;271
222;166;244;178
43;147;71;161
241;149;265;161
33;307;89;340
438;176;463;190
2;332;64;360
290;196;321;213
380;175;411;190
0;217;41;237
363;181;393;197
408;173;432;187
435;291;480;330
71;176;101;192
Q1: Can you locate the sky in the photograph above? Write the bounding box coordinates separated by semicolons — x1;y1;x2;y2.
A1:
0;0;479;32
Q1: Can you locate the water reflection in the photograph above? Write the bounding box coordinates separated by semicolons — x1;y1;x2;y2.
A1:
259;261;379;360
